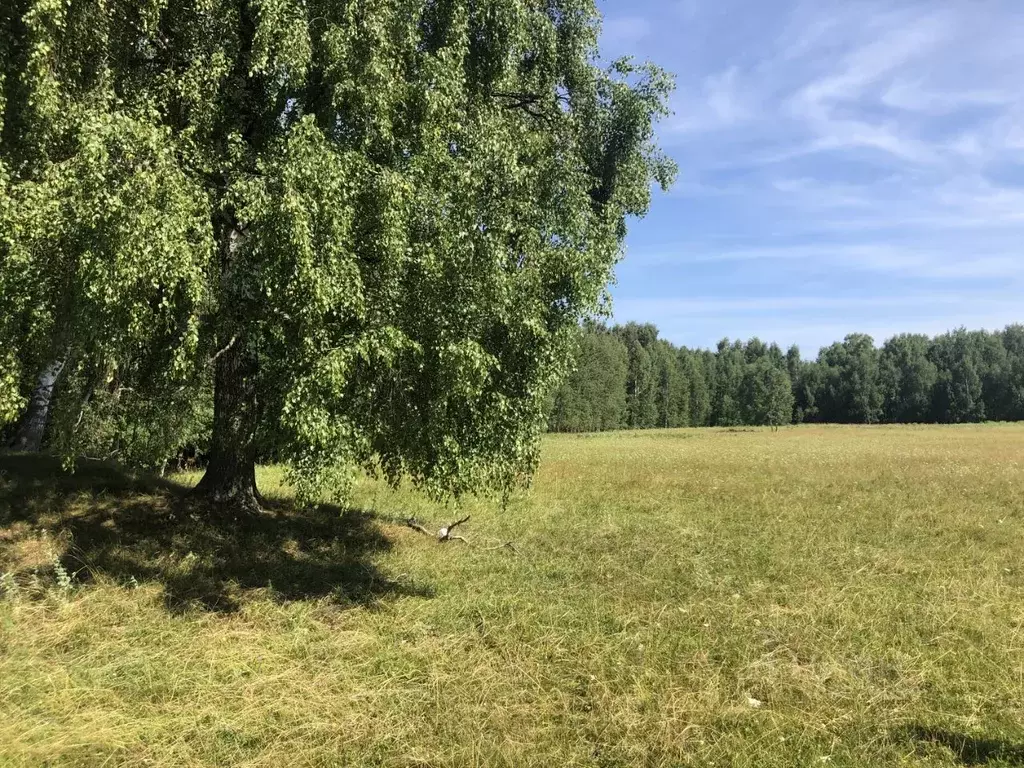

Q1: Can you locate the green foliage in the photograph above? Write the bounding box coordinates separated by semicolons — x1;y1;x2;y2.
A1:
742;358;794;428
679;348;711;427
617;322;660;429
792;359;822;424
711;339;745;426
651;339;689;428
548;325;627;432
1;107;215;466
1000;325;1024;421
817;334;883;424
878;334;937;423
930;329;985;424
970;330;1010;421
51;370;214;471
550;323;1024;432
1;0;676;501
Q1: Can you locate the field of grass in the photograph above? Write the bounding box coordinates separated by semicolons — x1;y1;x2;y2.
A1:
2;424;1024;767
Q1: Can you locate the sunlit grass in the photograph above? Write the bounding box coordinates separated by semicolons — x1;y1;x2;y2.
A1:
3;424;1024;766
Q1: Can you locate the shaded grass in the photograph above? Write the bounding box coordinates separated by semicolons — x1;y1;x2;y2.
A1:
2;424;1024;766
0;455;428;614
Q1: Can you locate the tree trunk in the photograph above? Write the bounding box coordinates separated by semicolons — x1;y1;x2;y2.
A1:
193;332;262;511
193;218;262;512
10;356;66;452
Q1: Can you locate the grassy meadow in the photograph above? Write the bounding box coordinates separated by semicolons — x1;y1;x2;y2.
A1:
2;424;1024;767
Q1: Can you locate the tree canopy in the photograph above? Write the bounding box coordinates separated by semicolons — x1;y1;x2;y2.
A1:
1;0;675;507
548;323;1024;432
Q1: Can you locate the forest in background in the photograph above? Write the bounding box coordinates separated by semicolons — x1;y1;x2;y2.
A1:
547;322;1024;431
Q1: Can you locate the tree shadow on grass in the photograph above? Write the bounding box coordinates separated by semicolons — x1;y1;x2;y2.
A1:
895;725;1024;766
0;453;432;614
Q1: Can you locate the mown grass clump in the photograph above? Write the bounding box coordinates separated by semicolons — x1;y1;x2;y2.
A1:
2;424;1024;766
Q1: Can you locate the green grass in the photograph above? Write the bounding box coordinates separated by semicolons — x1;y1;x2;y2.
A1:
2;424;1024;767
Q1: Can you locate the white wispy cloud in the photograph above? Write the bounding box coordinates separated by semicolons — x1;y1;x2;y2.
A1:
614;294;977;316
670;67;752;134
662;2;1024;166
651;1;1024;258
604;0;1024;351
881;81;1013;114
626;236;1024;280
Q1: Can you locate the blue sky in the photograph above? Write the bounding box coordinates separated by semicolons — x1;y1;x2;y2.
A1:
598;0;1024;354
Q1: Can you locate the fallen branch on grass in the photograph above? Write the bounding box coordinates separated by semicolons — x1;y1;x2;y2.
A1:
406;515;471;543
405;519;435;537
438;515;470;542
402;516;520;553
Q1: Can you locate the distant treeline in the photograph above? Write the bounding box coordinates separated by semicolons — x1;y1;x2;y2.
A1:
547;323;1024;431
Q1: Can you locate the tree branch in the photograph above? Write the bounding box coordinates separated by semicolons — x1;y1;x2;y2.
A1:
208;334;239;366
439;515;470;541
489;91;556;125
406;518;435;537
405;515;471;543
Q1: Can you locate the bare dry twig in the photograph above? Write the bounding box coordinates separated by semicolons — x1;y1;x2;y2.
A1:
438;515;470;542
403;515;520;552
405;515;471;543
405;519;435;537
